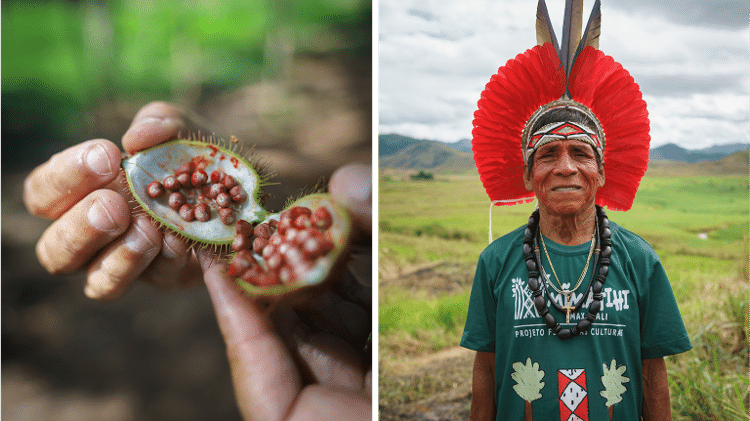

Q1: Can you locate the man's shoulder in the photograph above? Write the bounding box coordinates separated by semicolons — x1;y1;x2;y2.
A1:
480;225;526;259
609;219;660;261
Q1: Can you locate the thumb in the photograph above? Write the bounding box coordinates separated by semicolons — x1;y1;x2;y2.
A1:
198;249;302;421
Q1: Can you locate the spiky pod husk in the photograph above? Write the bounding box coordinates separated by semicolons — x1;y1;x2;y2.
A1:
122;137;269;248
232;193;352;303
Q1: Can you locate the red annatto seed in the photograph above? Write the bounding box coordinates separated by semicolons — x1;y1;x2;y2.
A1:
252;237;268;254
147;181;166;198
210;170;224;184
278;266;294;284
277;217;292;235
269;234;284;247
294;228;312;245
284;228;299;243
240;266;263;284
235;220;254;236
168;192;187;210
218;208;236;225
283;247;304;267
175;162;196;176
191;169;208;188
215;192;232;208
208;183;227;199
311;206;333;230
179;204;195;221
261;243;276;260
222;174;237;189
163;175;181;192
232;233;252;251
229;250;255;277
294;214;312;230
194;203;211;222
254;271;281;287
266;252;284;271
230;186;247;204
176;172;192;189
254;223;273;239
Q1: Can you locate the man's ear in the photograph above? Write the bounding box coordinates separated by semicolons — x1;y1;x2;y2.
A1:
523;165;533;191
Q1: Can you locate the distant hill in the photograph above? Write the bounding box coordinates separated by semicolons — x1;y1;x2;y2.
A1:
379;134;747;175
649;143;748;163
379;134;425;157
647;149;748;176
379;140;475;173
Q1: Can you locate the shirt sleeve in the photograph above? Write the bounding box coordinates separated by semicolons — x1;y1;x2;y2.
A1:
460;252;497;353
639;258;693;359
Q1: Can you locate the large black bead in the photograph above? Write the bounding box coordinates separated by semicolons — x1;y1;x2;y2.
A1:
576;319;591;332
524;227;533;239
592;281;603;294
523;243;532;255
526;260;537;271
590;300;601;313
586;312;597;322
599;265;609;276
528;277;539;291
557;328;573;339
534;295;546;311
602;228;611;239
543;313;557;328
599;217;609;229
601;245;611;258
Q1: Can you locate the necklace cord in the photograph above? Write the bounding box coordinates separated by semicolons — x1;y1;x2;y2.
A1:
524;205;611;340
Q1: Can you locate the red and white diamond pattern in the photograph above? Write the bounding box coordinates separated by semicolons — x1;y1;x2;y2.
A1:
558;369;589;421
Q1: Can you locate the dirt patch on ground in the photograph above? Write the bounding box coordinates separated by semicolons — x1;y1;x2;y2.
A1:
379;261;477;420
380;346;474;421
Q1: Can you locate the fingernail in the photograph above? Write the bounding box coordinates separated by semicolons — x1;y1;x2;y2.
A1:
122;222;156;254
85;143;114;176
87;199;119;232
161;234;180;259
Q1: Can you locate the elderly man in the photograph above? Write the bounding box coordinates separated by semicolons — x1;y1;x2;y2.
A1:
460;2;691;420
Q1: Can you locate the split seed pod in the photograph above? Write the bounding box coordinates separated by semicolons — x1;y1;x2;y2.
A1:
122;137;352;300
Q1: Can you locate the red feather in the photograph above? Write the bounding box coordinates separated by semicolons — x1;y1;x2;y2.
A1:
472;43;566;205
568;46;650;211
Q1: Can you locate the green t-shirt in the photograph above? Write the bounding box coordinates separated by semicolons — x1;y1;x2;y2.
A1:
460;221;692;421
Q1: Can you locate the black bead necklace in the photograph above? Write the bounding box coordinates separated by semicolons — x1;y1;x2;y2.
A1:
522;205;612;340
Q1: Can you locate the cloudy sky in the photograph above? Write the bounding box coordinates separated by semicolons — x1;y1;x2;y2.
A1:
378;0;748;150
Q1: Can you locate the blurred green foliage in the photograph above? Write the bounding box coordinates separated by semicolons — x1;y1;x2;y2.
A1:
1;0;371;169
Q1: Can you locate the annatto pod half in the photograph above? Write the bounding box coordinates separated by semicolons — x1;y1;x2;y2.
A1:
122;137;352;300
228;193;351;300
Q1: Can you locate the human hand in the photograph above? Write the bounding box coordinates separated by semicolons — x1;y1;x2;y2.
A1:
199;163;372;421
23;102;208;299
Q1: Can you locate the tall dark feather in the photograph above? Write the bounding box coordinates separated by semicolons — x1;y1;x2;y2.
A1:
560;0;583;74
573;0;602;62
536;0;559;52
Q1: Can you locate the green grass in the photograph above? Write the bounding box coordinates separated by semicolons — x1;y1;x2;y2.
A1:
379;174;749;415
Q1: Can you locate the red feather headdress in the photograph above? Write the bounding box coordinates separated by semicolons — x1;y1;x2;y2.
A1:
472;0;650;211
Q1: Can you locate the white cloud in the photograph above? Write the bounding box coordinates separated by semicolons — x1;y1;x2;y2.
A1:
379;0;749;149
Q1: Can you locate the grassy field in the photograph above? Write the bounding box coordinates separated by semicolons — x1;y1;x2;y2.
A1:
379;172;748;419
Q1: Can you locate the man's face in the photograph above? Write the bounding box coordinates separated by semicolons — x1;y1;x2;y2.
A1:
523;139;605;216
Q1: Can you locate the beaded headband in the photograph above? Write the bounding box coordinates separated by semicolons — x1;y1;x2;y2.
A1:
522;101;604;163
472;0;650;212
